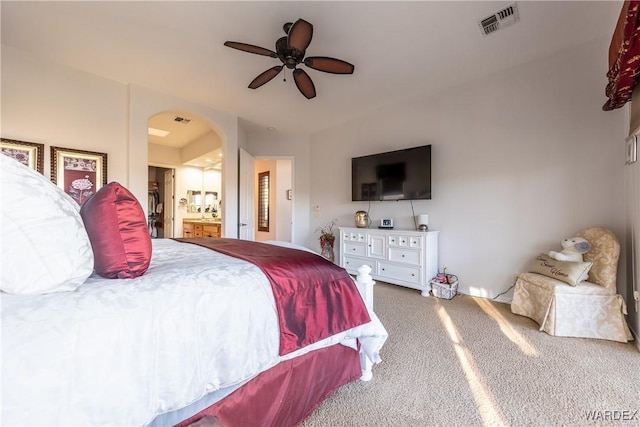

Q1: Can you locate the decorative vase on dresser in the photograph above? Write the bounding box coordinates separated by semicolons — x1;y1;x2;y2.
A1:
338;226;439;297
320;236;335;262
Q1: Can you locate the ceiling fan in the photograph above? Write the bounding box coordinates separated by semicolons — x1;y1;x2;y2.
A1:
224;18;355;99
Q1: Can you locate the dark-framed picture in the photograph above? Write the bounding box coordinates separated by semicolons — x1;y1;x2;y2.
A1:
0;138;45;174
51;146;108;205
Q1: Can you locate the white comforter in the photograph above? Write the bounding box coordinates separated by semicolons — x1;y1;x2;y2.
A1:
1;239;387;426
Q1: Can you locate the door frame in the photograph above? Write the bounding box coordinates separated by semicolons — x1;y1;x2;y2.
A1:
238;148;256;240
254;155;295;243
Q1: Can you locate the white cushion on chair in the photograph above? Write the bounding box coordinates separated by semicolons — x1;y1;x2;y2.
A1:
526;253;592;286
518;272;613;296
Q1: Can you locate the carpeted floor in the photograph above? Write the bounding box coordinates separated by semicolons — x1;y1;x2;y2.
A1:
301;282;640;427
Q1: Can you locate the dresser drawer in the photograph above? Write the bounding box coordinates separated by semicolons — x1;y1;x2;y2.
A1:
388;234;423;248
343;255;373;272
344;243;366;257
342;231;366;242
183;220;221;239
183;223;195;238
377;262;421;285
202;224;220;238
388;248;421;265
408;236;423;249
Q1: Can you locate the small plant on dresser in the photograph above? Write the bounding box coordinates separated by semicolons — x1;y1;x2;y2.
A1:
316;219;337;262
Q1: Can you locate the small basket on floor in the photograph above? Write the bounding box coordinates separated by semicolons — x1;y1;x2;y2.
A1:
430;274;458;300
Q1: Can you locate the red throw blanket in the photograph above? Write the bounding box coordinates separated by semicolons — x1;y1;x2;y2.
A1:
175;238;371;355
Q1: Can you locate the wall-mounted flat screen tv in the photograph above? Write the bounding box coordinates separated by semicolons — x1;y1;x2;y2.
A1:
351;145;431;201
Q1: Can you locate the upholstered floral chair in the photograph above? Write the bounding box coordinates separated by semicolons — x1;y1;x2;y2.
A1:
511;226;633;343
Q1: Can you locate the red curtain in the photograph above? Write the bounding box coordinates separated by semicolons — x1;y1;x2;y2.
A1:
603;1;640;111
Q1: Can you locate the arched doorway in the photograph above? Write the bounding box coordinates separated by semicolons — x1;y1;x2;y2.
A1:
147;110;223;238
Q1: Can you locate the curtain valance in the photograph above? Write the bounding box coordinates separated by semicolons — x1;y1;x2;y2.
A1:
603;1;640;111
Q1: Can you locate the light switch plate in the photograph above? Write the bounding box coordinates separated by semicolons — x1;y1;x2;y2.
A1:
626;135;637;165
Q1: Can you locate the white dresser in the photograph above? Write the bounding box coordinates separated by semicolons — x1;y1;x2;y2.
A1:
339;226;439;297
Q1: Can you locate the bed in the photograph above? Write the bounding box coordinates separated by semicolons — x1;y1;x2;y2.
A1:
0;154;388;426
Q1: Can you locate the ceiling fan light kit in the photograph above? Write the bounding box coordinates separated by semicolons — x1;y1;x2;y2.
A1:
224;18;354;99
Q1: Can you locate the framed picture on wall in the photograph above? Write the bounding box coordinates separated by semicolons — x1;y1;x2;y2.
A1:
0;138;45;174
51;146;108;205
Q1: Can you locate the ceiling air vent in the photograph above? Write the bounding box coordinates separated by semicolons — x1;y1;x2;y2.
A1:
479;2;519;36
174;116;191;124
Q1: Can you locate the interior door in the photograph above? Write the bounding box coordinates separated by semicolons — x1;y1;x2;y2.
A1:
163;168;174;238
238;148;255;240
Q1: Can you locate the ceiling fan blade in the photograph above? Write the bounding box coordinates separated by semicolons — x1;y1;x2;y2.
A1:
287;19;313;52
293;69;316;99
248;66;283;89
224;41;277;58
304;56;355;74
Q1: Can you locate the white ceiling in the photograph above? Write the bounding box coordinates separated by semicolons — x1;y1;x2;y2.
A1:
1;1;621;137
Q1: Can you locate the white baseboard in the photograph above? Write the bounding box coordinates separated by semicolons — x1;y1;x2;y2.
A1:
459;286;513;304
632;327;640;352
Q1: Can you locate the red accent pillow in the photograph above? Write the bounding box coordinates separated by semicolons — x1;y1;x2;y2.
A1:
80;182;152;279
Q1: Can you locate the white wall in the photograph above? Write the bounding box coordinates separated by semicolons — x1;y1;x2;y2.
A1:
204;169;222;201
308;37;628;299
2;45;241;238
149;143;181;166
625;142;640;344
181;131;221;164
1;45;128;182
246;132;310;247
275;159;293;242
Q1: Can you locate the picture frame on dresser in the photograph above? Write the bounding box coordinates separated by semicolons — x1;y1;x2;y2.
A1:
51;146;108;205
0;138;45;174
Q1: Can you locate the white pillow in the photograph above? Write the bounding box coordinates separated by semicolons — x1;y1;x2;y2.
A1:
527;253;593;286
0;155;94;294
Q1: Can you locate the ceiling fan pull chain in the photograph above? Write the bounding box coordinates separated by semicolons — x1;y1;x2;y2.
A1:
283;68;287;82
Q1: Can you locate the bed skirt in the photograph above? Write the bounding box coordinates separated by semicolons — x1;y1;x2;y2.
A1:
176;343;361;427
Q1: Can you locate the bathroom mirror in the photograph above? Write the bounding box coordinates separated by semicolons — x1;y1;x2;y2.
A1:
187;190;201;213
203;191;218;214
187;190;218;214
